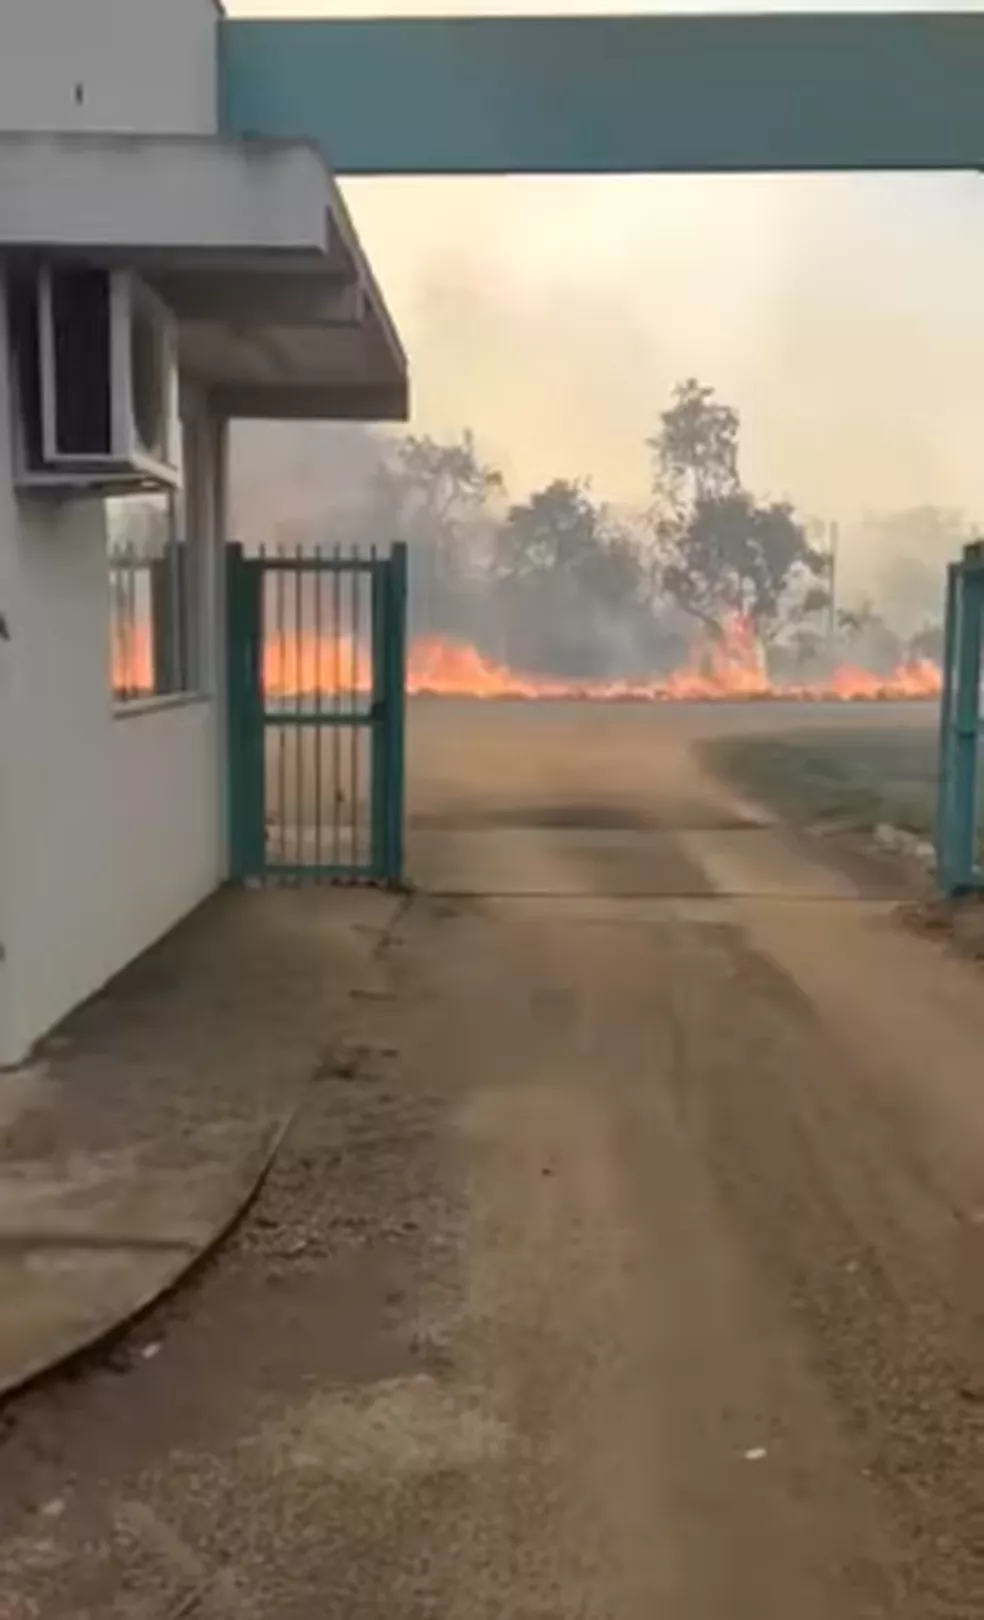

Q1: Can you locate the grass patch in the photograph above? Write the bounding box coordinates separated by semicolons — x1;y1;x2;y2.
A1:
703;727;940;837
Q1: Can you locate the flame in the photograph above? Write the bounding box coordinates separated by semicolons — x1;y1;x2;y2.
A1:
405;617;942;703
112;616;942;704
263;632;373;698
112;623;154;696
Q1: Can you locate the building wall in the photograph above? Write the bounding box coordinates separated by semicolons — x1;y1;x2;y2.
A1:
0;282;22;1068
0;0;218;138
0;278;228;1066
0;137;334;257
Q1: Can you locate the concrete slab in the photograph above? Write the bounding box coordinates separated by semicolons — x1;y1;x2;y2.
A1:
0;887;400;1400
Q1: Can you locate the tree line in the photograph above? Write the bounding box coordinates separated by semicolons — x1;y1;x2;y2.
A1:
232;380;963;678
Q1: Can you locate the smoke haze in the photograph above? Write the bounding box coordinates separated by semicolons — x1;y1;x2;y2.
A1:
227;2;984;610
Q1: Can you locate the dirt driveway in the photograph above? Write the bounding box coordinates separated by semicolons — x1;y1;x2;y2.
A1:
1;700;982;1618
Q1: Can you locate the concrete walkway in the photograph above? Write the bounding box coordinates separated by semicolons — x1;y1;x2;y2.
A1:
2;705;984;1617
0;886;401;1398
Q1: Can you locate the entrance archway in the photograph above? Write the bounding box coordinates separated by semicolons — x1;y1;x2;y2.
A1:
220;10;984;891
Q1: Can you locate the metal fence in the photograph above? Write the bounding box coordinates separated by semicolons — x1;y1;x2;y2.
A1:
227;542;407;886
936;540;984;894
109;541;193;704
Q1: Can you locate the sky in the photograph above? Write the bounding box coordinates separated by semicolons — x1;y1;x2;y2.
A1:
224;2;984;596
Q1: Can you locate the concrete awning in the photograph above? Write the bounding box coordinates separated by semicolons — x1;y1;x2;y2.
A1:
0;132;407;421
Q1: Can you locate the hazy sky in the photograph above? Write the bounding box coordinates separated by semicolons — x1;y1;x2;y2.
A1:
225;2;984;592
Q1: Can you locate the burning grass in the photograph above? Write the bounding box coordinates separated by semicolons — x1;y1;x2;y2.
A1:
402;635;940;704
113;615;943;706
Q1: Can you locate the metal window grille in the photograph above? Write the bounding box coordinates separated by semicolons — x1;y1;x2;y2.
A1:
107;493;196;704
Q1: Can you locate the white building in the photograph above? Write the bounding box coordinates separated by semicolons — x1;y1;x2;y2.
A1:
0;0;408;1066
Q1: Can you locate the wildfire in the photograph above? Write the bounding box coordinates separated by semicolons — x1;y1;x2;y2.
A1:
112;619;943;704
112;623;153;696
403;621;942;704
264;633;373;698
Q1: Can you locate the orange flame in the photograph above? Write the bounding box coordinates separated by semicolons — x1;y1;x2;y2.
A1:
112;624;154;696
263;632;373;698
404;616;941;703
112;618;942;704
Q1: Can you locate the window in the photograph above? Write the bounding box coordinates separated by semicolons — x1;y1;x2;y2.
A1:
107;490;197;705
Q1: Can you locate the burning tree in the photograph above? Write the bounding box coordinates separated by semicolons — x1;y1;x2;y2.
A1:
649;379;829;650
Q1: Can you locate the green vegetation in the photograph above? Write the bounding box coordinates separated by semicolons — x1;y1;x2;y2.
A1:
703;724;940;837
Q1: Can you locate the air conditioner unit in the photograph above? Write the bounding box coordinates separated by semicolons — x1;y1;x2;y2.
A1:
9;263;180;493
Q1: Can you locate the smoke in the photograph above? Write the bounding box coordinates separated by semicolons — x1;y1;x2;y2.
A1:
230;423;385;553
232;169;984;655
338;172;984;589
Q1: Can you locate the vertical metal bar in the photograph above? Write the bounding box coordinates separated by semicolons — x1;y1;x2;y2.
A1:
134;547;144;697
294;544;304;876
370;548;387;880
332;545;342;870
169;500;183;691
117;550;124;700
314;547;324;879
226;542;246;878
110;551;122;701
126;544;138;700
385;542;409;886
258;543;267;878
936;561;959;888
276;549;287;870
247;558;266;878
949;556;983;893
150;551;170;694
119;546;129;700
170;538;183;692
226;544;264;880
350;548;361;874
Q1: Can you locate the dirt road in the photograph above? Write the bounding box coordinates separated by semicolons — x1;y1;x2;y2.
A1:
2;701;983;1618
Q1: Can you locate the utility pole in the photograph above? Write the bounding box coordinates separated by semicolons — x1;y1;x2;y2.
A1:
827;520;839;642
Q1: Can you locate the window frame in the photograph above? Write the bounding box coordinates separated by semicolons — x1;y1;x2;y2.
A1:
107;481;203;712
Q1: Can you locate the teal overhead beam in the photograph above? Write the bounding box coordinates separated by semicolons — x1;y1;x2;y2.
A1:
219;13;984;176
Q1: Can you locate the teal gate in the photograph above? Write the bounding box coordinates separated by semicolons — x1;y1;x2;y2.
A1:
226;542;407;887
937;540;984;895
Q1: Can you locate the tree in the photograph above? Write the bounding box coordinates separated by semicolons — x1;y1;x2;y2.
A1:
379;432;503;559
366;431;504;634
491;479;652;676
494;480;636;589
648;378;740;506
649;379;828;645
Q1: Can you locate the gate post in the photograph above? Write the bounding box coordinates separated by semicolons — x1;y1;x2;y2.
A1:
370;552;389;881
935;560;959;890
384;542;408;887
937;543;984;895
226;543;265;880
369;542;407;887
